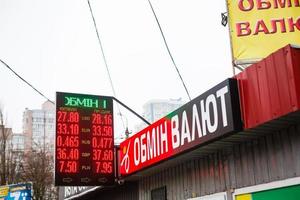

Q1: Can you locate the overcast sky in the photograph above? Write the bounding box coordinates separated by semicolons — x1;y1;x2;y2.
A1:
0;0;233;140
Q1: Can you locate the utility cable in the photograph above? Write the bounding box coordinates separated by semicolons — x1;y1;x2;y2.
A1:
147;0;191;101
0;59;55;104
87;0;126;129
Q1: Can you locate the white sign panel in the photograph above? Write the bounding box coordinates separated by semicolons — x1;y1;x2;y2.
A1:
188;192;227;200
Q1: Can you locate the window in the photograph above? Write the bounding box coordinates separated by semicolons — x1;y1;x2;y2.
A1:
151;186;167;200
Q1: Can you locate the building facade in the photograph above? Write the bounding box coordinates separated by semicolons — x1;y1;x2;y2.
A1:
11;133;25;152
143;98;185;123
135;98;185;133
23;101;55;152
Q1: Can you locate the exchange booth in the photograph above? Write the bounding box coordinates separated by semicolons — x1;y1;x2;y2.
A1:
60;45;300;200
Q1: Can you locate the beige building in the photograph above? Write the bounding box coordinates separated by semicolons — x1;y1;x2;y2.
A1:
134;98;185;134
23;101;55;153
11;133;25;152
0;125;13;150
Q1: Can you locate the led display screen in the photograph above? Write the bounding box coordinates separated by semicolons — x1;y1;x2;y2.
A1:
55;92;115;186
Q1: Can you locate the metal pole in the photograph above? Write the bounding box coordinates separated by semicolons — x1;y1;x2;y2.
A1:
112;97;151;126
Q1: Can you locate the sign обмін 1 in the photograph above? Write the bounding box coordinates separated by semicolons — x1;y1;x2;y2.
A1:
55;92;115;186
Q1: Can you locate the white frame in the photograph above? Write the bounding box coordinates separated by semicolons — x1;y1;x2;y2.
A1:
232;177;300;200
188;192;227;200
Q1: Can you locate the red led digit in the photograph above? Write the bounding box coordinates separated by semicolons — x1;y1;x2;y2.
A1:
69;111;79;123
57;111;67;122
57;123;67;134
57;111;79;123
69;124;79;135
57;148;79;160
95;161;101;173
59;160;65;172
92;113;101;124
58;160;78;173
103;126;112;137
57;136;63;146
92;125;102;136
57;148;66;159
69;136;79;147
103;114;112;125
56;136;79;147
92;137;101;148
107;162;113;173
57;123;79;135
93;149;102;160
93;161;112;173
92;137;113;149
102;150;113;161
104;138;112;148
66;161;78;173
102;162;112;173
70;148;79;160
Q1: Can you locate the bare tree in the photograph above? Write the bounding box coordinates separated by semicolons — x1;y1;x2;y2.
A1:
0;105;58;199
19;107;58;199
0;107;11;185
20;144;57;200
6;148;23;184
0;106;24;186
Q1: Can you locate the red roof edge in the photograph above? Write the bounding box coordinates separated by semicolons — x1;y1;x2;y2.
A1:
235;44;300;129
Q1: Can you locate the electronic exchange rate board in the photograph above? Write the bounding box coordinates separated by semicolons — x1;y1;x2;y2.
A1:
55;92;115;186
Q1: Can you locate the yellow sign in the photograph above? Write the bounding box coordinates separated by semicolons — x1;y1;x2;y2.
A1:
0;186;9;197
228;0;300;63
236;194;252;200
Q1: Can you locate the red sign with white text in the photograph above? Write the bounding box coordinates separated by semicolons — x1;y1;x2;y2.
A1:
119;79;242;176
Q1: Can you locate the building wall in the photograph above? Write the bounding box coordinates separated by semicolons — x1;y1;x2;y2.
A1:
135;99;185;133
138;123;300;200
143;99;184;123
23;109;32;153
11;133;24;151
23;101;55;152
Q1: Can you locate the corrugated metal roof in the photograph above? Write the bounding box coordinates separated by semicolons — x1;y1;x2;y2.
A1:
236;44;300;129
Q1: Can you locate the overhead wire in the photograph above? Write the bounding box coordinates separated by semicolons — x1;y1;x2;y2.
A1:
0;59;55;104
87;0;126;130
146;0;192;101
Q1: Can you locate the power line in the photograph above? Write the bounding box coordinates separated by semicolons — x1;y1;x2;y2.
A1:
87;0;126;129
0;59;55;104
147;0;192;101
